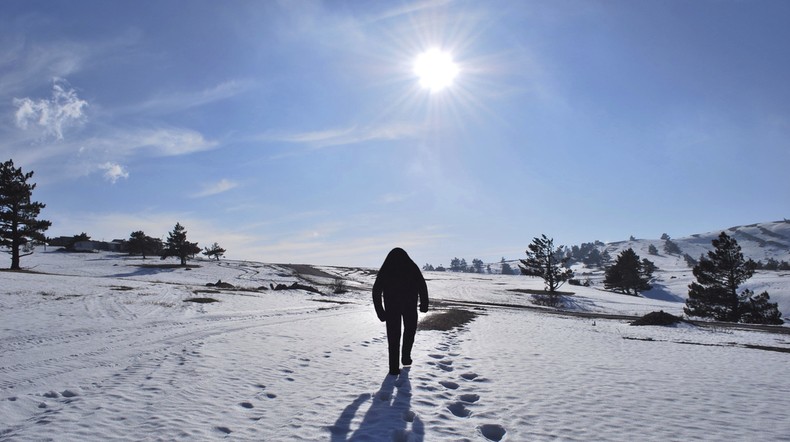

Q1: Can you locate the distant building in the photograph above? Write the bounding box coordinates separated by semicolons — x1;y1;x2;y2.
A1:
49;237;127;253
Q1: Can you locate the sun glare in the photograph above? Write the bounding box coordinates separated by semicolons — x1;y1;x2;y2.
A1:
413;48;459;92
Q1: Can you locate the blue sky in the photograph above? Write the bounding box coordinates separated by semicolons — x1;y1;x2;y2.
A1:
2;1;789;267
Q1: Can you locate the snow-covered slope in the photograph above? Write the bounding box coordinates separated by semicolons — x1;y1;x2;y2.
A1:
606;219;790;264
490;220;790;319
594;220;790;319
1;251;789;440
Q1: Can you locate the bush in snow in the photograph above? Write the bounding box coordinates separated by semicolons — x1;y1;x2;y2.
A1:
329;277;348;294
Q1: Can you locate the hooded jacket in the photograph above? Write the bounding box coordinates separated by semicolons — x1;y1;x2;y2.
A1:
372;248;429;320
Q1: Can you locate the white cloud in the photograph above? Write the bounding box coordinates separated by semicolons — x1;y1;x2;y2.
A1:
272;122;423;149
13;79;88;140
131;128;218;156
99;162;129;183
192;179;239;198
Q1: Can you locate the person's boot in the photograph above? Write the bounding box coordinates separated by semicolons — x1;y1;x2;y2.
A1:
402;355;412;366
389;368;400;376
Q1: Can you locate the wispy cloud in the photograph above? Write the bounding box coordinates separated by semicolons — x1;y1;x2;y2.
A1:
72;127;218;159
270;122;422;149
99;162;129;183
370;0;453;22
13;78;88;140
2;123;217;183
377;192;412;204
191;179;239;198
0;28;141;98
120;127;218;157
118;80;255;116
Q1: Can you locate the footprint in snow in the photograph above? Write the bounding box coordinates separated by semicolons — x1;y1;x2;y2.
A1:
439;381;459;390
447;401;471;418
239;402;254;409
215;426;232;435
479;424;507;441
459;393;480;403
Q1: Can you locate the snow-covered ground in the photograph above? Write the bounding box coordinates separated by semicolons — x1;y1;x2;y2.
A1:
2;251;789;441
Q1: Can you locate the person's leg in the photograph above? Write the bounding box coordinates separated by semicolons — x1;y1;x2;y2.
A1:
401;308;417;366
385;313;402;375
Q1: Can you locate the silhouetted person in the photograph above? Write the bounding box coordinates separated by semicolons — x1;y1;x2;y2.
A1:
372;248;429;376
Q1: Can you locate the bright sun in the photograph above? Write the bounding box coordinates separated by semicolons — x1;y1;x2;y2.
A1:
413;48;459;92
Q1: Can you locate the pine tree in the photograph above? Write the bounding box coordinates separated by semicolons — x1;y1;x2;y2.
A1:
604;248;654;295
500;258;515;275
684;232;782;324
0;160;51;270
202;242;226;261
519;235;573;293
663;239;682;255
648;244;659;255
161;222;200;266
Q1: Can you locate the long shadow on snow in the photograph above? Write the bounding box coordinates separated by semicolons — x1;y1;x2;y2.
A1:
329;368;423;441
640;283;684;303
108;266;180;278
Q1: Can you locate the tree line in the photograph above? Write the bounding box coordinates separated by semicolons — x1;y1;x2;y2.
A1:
0;159;225;269
423;257;519;275
1;159;783;324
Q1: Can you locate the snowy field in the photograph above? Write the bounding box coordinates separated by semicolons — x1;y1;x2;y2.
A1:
2;251;789;441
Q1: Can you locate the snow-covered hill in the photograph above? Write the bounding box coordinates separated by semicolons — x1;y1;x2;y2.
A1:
1;251;789;440
594;220;790;319
491;220;790;319
602;219;790;270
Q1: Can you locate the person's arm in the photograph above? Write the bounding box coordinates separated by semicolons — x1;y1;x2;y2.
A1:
372;273;386;321
417;269;429;313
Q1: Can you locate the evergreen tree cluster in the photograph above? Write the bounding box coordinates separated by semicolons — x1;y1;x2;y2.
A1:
127;231;163;259
124;224;225;266
603;248;655;295
754;258;790;271
566;241;609;268
434;257;487;273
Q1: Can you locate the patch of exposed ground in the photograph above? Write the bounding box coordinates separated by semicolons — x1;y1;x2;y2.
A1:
419;308;478;331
